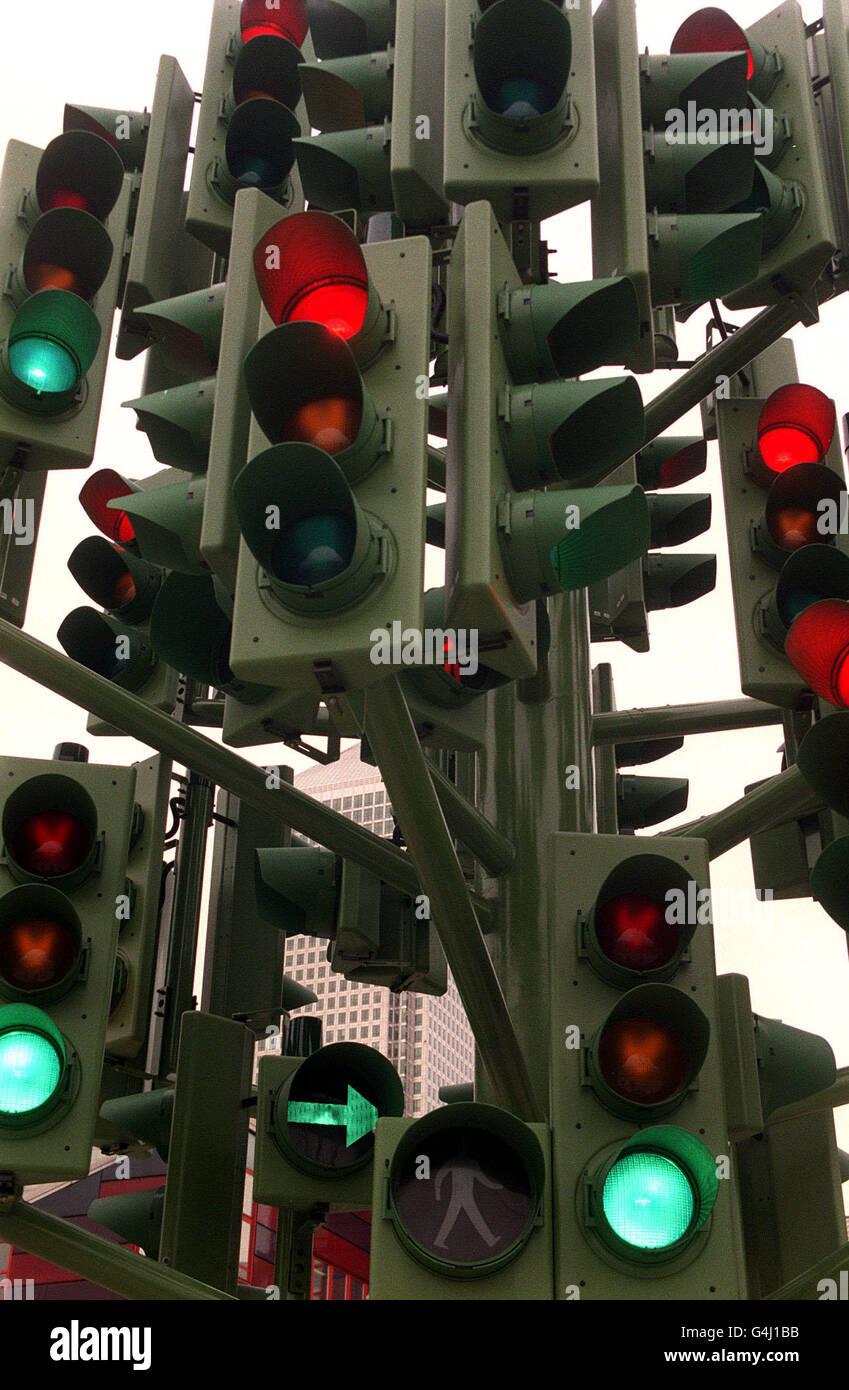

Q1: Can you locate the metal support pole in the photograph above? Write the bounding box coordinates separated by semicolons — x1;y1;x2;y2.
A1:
273;1207;321;1300
0;620;419;900
592;699;785;746
159;773;215;1074
427;760;516;876
668;765;820;859
643;299;804;443
0;1194;236;1301
592;666;619;835
363;674;540;1122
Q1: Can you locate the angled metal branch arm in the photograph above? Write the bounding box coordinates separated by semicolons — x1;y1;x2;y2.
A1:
667;765;820;859
0;620;418;897
643;299;804;444
764;1242;849;1301
593;699;784;746
363;675;540;1123
0;1194;236;1301
427;759;516;877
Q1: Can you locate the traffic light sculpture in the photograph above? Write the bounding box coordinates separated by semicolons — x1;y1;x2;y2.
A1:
446;200;650;680
673;4;837;311
254;1042;404;1209
0;755;136;1183
369;1103;553;1298
592;0;763;371
186;0;312;256
442;0;599;224
590;444;715;653
0;133;131;470
228;209;433;694
717;376;849;707
296;0;448;228
548;835;745;1297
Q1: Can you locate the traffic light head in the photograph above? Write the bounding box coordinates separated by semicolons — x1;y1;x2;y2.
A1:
498;277;642;386
57;607;156;692
444;0;599;221
68;538;162;627
0;1003;75;1131
254;845;338;937
670;7;781;101
586;984;710;1123
79;471;139;549
148;572;271;704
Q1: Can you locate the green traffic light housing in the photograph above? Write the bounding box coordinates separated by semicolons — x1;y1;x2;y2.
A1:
670;8;782;104
732;162;803;252
499;377;645;490
16;208;114;306
89;1187;165;1258
298;47;394;131
305;0;396;59
643;553;718;612
99;1085;174;1161
63;102;150;172
580;1125;718;1269
647;494;712;548
647;210;762;308
404;587;510;710
149;572;272;705
254;844;339;937
57;607;156;692
499;485;650;604
244;321;386;485
617;775;690;831
470;0;573;156
233;444;386;616
135;285;226;382
497;277;642;385
639;49;749;130
636;436;708;490
67;537;163;626
109;477;207;575
294;122;394;217
585;984;710;1122
753;1013;836;1118
123;378;216;470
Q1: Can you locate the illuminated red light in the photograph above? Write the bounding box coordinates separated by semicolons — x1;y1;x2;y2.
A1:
594;893;678;972
79;471;137;547
443;637;462;684
11;812;92;879
785;599;849;708
240;0;308;47
38;187;94;214
671;8;754;82
281;396;362;454
0;917;77;992
598;1018;687;1104
758;385;836;474
254;212;370;340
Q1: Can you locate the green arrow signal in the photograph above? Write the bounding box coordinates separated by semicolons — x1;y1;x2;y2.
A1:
287;1085;378;1147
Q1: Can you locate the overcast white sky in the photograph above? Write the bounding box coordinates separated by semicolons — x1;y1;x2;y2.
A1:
1;0;848;1169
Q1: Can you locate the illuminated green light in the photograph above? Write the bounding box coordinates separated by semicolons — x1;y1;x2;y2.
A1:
602;1151;695;1250
8;337;79;395
0;1027;63;1115
287;1084;377;1147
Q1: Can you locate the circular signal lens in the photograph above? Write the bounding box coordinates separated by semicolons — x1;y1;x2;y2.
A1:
281;396;362;454
11;811;91;879
11;812;91;879
487;77;557;120
770;506;821;552
8;337;78;395
287;284;368;339
274;512;356;587
785;599;849;708
598;1018;687;1105
0;918;77;993
602;1151;696;1251
758;385;836;474
240;0;307;45
79;472;137;546
594;894;677;972
229;151;279;190
0;1027;63;1116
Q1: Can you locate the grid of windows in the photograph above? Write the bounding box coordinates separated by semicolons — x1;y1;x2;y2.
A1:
271;750;474;1117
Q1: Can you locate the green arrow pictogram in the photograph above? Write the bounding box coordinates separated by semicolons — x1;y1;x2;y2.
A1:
287;1085;378;1147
